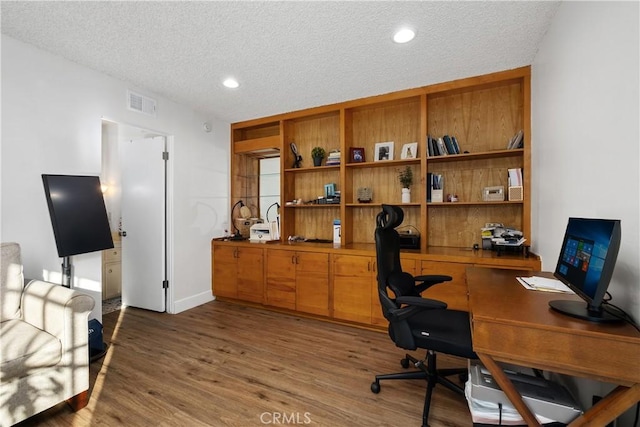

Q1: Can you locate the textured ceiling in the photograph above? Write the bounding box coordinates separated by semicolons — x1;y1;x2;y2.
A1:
1;1;560;124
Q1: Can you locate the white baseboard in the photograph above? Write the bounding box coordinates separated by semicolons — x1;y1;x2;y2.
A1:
171;290;215;314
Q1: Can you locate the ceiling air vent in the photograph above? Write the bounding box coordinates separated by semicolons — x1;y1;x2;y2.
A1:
127;90;157;116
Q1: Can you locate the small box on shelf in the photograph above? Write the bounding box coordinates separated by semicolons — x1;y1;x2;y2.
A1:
508;186;523;201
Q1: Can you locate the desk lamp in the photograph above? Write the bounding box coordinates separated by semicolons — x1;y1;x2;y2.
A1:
265;201;281;240
230;200;251;240
266;202;280;223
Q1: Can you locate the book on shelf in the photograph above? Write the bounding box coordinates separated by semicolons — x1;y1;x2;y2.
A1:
427;135;438;157
508;168;523;187
427;135;461;156
427;173;443;202
437;137;448;156
507;129;524;149
443;135;456;155
325;150;341;166
451;136;461;154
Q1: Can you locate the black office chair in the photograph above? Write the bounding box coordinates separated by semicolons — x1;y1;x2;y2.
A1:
370;205;477;427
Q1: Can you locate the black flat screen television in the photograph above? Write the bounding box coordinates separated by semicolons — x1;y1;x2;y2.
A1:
549;217;621;323
42;174;114;257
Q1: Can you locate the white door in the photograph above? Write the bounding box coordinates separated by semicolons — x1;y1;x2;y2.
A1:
120;135;166;312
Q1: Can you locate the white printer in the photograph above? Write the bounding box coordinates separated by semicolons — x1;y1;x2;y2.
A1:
468;361;582;424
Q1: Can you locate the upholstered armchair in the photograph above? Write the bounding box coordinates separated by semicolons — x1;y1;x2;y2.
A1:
0;242;95;426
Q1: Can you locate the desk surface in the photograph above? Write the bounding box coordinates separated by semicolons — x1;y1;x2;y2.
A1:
467;267;640;386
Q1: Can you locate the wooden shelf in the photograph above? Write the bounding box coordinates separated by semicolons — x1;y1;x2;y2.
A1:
284;204;340;208
230;66;532;250
345;202;421;208
345;158;421;169
284;165;340;173
427;201;524;207
426;148;524;163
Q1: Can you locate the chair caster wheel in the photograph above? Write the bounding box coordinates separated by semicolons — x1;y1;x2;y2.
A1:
370;381;380;394
400;357;410;369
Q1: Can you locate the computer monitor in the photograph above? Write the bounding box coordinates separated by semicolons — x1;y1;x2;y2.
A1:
549;217;621;323
42;174;114;257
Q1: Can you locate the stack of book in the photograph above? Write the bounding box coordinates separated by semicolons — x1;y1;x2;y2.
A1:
507;130;524;149
427;135;461;157
426;172;444;202
325;150;341;166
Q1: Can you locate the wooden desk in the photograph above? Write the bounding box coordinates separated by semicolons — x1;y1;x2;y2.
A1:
467;267;640;426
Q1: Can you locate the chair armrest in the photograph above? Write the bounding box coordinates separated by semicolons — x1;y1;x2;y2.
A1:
21;280;95;343
414;274;452;294
387;296;448;323
396;296;447;310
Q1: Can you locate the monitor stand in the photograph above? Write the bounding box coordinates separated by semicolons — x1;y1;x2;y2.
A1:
549;300;622;323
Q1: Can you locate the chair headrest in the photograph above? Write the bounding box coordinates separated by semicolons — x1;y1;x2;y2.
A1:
376;204;404;230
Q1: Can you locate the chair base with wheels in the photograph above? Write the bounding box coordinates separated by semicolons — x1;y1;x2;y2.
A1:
371;350;467;427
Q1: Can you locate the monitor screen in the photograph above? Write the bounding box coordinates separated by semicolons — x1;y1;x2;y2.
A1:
550;217;621;322
42;174;114;257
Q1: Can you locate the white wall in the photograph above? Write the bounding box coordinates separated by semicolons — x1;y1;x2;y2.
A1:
1;35;230;317
532;1;639;421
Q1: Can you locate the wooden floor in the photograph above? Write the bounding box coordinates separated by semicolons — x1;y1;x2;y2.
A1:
17;301;472;426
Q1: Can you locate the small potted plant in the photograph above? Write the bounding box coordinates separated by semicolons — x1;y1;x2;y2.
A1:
311;146;326;167
398;166;413;203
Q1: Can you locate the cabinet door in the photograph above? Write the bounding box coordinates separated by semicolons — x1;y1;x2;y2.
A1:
420;260;469;311
236;247;264;303
333;254;374;324
371;257;417;327
104;262;122;300
212;245;238;298
266;249;297;310
296;252;329;316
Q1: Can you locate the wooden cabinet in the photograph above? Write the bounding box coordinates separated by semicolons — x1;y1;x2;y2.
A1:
212;245;237;298
212;245;264;303
212;241;541;329
226;67;535;328
265;249;297;309
295;252;330;316
102;241;121;300
333;254;374;324
265;249;329;314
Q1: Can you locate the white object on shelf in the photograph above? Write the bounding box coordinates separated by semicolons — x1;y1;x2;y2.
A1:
401;188;411;203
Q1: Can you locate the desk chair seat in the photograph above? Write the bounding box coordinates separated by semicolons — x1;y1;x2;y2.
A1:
370;205;477;427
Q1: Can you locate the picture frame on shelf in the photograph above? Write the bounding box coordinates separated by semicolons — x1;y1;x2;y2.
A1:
349;147;365;163
374;141;394;161
400;142;418;159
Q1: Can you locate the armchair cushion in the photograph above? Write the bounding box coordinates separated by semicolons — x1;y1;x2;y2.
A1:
0;319;61;380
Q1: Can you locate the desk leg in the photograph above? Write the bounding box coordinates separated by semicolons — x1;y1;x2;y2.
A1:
477;353;541;427
568;384;640;427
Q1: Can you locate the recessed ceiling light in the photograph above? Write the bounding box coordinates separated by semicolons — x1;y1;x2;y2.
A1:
223;78;239;89
393;28;415;44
